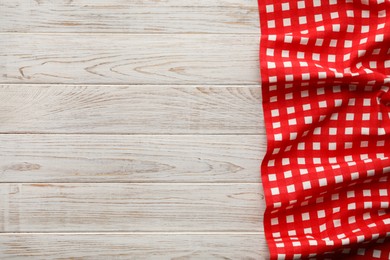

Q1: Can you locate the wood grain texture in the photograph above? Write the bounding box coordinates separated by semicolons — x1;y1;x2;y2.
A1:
0;0;268;257
0;183;264;232
0;0;259;33
0;34;259;84
0;134;265;183
0;85;263;134
0;233;269;259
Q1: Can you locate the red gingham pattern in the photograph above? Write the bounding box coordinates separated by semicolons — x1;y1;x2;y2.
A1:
258;0;390;259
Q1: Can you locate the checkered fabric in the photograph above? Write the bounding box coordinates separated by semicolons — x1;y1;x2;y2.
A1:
258;0;390;259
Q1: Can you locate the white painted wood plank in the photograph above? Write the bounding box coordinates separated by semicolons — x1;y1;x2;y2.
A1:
0;183;264;232
0;1;259;33
0;134;265;183
0;0;258;8
0;233;269;259
0;35;259;84
0;85;263;134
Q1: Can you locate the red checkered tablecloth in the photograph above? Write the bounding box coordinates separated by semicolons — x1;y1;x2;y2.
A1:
258;0;390;259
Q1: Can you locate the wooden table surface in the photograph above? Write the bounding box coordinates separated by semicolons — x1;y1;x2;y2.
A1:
0;0;268;259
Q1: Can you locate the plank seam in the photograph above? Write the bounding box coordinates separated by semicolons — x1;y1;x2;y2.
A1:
0;232;263;235
0;32;259;35
0;133;265;135
0;83;261;86
0;182;262;185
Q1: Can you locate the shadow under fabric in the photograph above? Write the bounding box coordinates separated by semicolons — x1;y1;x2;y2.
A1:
257;0;390;259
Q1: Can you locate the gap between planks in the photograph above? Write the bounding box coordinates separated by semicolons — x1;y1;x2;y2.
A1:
0;83;261;86
0;183;261;185
0;32;260;35
0;133;264;135
0;232;262;234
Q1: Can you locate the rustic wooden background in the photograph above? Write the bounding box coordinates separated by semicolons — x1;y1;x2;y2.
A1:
0;0;268;258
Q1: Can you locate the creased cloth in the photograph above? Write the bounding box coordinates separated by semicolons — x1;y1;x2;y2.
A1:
258;0;390;259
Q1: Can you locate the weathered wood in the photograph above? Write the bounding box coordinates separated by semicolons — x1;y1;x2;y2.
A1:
0;1;259;33
0;134;264;183
0;183;264;232
0;0;267;257
0;34;260;84
0;233;269;259
0;85;263;134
